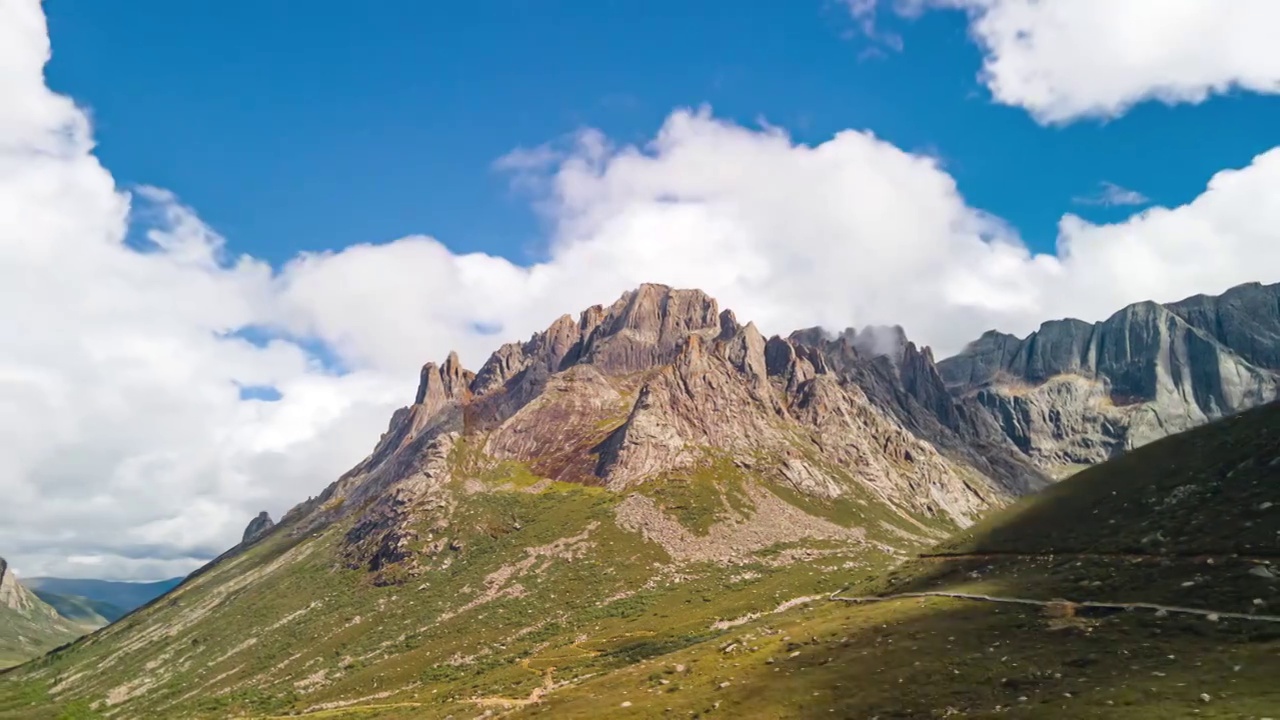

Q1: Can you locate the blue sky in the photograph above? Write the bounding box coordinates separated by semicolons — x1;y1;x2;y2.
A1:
45;0;1280;267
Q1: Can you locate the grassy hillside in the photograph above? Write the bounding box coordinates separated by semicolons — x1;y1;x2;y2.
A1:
936;400;1280;558
522;593;1279;719
0;453;914;719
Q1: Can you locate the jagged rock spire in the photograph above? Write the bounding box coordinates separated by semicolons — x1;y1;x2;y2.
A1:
415;350;475;413
242;511;276;545
0;555;31;611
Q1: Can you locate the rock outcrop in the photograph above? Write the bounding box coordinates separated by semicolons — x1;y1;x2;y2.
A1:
241;512;276;545
939;281;1280;468
0;557;28;612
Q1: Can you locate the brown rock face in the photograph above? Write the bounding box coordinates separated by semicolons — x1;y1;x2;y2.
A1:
580;284;722;374
485;364;631;483
787;328;1048;495
415;351;474;415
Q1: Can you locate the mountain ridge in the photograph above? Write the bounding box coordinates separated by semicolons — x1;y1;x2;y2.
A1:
0;284;1051;716
938;280;1280;469
277;283;1042;586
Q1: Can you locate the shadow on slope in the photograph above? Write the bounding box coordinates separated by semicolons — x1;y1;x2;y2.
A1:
937;401;1280;558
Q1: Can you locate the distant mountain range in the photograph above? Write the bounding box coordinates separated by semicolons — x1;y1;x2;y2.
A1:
0;281;1275;717
23;577;183;623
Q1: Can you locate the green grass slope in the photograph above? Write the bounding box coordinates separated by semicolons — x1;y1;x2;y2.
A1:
937;400;1280;558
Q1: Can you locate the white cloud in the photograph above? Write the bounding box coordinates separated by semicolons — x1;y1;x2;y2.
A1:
1073;181;1150;207
0;1;409;580
840;0;905;55
3;0;1280;580
883;0;1280;123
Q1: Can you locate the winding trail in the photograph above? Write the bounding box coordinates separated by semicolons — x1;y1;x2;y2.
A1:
917;551;1279;564
827;589;1280;623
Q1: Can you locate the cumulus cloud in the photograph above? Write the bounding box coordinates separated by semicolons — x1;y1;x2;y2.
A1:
861;0;1280;123
1073;181;1150;207
0;1;408;580
4;0;1280;579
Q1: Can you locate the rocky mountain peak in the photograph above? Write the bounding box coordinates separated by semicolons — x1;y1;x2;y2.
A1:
242;511;276;545
467;284;726;402
1165;280;1280;370
414;351;474;412
577;284;721;375
0;556;30;612
279;283;1052;568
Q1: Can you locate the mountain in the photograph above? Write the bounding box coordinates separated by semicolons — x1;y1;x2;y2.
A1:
0;559;84;670
0;283;1272;718
0;284;1047;718
278;283;1045;578
938;281;1280;475
22;578;183;623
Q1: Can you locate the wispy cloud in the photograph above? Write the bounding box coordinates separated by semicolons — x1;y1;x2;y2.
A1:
840;0;904;57
1074;181;1150;207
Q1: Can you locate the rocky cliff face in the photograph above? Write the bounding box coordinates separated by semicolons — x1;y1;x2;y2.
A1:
276;284;1044;582
787;327;1048;495
939;281;1280;469
0;557;28;612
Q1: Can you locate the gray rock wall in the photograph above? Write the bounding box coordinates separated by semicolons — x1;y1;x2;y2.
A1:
938;282;1280;468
